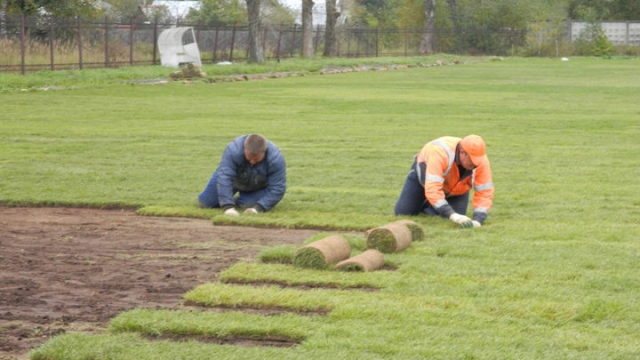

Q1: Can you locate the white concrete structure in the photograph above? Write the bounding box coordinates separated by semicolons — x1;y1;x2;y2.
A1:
570;21;640;46
158;27;202;67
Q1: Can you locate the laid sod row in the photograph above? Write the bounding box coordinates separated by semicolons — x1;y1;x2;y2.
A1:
218;262;393;289
184;283;339;313
109;308;309;343
9;57;640;359
32;272;640;360
137;205;399;231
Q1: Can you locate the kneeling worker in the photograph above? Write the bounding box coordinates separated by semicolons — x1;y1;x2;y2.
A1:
198;134;286;216
394;134;494;228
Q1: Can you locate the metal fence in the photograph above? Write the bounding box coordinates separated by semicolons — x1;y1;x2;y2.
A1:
0;14;534;74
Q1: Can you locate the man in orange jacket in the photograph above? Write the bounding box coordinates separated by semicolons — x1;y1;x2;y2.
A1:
394;135;494;228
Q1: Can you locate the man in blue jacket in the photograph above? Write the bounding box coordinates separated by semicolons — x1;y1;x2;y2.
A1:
198;134;287;216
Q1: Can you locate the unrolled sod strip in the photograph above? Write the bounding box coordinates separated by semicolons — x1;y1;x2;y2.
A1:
293;235;352;269
334;249;385;272
366;221;413;253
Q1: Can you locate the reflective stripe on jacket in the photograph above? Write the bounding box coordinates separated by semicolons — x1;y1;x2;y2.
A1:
416;136;494;216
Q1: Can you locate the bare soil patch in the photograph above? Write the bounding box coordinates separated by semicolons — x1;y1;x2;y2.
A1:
0;207;318;360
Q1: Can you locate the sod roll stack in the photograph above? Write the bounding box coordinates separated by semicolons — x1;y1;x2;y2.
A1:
366;220;422;253
334;249;385;272
293;235;351;269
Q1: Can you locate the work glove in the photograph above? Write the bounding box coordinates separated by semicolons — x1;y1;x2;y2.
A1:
472;220;482;228
449;213;474;228
223;208;240;216
243;207;259;214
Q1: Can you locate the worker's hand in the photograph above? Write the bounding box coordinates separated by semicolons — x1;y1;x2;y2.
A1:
449;213;474;228
223;208;240;216
472;220;482;228
243;207;259;215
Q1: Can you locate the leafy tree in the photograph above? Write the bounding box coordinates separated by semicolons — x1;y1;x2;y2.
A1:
261;0;295;26
102;0;143;22
609;0;640;20
394;0;424;28
349;0;397;27
591;28;614;56
575;19;614;56
186;0;294;26
566;0;640;20
187;0;245;25
524;1;570;57
573;6;614;56
3;0;100;16
568;0;610;20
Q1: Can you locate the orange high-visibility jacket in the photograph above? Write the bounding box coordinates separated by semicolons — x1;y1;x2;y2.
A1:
416;136;494;217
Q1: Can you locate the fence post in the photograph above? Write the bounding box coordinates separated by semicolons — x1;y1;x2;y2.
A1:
230;23;237;62
104;16;109;68
129;17;134;65
212;25;219;63
626;21;630;46
20;13;25;75
336;27;341;57
49;16;55;71
375;26;378;57
404;27;408;57
77;17;83;70
276;27;282;59
290;24;297;57
263;26;268;58
152;16;158;65
366;28;370;56
196;20;201;45
314;24;320;53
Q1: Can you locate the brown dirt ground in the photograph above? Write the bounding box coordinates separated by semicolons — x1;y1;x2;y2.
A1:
0;207;319;360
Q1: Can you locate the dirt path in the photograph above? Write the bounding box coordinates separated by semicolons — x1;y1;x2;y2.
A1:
0;207;318;360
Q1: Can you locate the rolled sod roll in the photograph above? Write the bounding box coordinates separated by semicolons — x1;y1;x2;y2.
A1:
293;235;351;269
393;219;425;241
366;221;412;253
334;249;385;272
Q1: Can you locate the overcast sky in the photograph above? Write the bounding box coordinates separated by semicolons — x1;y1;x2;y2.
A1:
280;0;301;9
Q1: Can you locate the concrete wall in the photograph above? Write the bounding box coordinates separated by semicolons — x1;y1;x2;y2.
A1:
569;21;640;46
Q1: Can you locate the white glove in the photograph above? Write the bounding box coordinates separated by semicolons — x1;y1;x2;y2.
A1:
449;213;474;228
472;220;482;228
243;207;259;214
223;208;240;216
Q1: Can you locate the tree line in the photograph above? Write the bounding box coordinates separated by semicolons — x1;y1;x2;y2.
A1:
2;0;639;63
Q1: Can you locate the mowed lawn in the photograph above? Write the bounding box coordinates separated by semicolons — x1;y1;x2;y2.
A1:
2;56;640;359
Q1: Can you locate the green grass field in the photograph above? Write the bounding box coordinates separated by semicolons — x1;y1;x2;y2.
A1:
2;56;640;359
